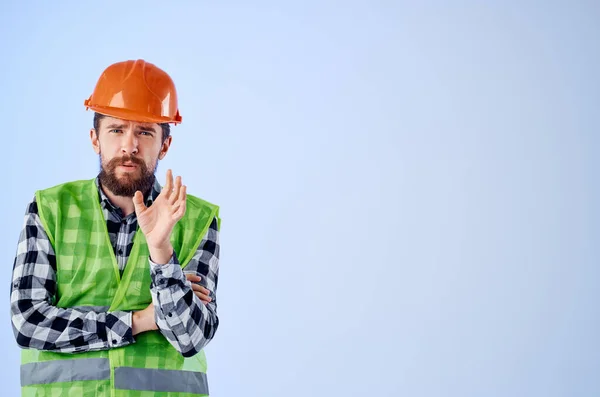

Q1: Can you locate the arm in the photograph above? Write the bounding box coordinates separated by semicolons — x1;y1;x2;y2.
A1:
10;197;135;353
149;216;220;357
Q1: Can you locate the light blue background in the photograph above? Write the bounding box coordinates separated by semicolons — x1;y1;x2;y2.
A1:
1;1;598;396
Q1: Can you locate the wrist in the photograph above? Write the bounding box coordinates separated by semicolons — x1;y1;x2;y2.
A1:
148;242;173;265
132;309;157;336
132;311;143;336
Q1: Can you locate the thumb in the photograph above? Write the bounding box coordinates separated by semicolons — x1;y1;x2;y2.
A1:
132;191;146;214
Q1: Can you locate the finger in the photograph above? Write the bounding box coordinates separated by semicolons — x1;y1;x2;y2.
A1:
169;176;182;205
199;286;211;296
132;191;146;214
172;198;186;219
192;284;212;299
163;169;173;199
171;189;186;213
191;283;211;296
178;184;187;203
193;290;212;302
190;282;212;297
185;274;202;282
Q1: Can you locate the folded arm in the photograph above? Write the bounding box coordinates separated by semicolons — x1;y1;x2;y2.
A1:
150;216;220;357
10;198;135;353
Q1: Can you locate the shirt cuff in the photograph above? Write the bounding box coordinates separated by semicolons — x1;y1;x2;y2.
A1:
149;252;183;290
106;311;134;348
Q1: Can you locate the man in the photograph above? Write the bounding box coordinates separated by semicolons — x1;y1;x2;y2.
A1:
10;59;221;396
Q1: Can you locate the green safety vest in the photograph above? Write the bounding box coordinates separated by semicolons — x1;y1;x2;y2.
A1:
20;179;220;396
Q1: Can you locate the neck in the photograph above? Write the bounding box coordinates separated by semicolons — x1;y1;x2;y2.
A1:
102;187;136;217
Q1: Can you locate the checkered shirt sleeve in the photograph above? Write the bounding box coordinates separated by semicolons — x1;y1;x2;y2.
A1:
10;198;135;353
150;216;220;357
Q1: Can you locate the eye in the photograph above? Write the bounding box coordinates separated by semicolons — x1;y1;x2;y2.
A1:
109;129;122;133
139;130;153;136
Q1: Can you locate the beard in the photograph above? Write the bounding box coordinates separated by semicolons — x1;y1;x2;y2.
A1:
98;154;157;197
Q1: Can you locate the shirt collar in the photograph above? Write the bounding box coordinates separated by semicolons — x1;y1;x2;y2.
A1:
95;176;162;213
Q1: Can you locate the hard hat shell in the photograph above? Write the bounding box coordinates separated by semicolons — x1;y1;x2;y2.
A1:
84;59;182;124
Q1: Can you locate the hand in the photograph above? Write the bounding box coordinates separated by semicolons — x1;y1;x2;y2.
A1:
132;302;158;336
133;169;187;251
186;274;213;305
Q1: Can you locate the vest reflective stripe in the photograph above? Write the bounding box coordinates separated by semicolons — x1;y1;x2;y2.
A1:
21;358;110;385
114;367;209;394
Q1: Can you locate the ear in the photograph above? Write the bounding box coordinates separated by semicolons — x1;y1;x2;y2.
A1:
158;135;172;160
90;129;101;154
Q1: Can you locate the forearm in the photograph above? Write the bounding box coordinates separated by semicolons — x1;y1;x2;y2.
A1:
10;297;133;353
132;304;158;336
150;260;219;357
10;199;135;353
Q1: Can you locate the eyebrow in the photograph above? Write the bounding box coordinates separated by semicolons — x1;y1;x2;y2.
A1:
104;123;158;133
135;124;157;132
104;123;128;129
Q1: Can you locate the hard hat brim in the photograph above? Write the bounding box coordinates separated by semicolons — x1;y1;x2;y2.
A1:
85;102;182;125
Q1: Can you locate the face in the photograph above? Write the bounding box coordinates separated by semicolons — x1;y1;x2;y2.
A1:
90;116;172;197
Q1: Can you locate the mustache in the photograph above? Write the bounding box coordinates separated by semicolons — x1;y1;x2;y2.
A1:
108;155;144;167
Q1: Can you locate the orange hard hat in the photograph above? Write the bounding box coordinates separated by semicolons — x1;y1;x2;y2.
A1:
84;59;182;124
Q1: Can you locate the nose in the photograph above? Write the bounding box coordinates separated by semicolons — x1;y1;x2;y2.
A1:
121;131;139;155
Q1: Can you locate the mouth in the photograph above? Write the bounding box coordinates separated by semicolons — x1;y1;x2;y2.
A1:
118;164;139;171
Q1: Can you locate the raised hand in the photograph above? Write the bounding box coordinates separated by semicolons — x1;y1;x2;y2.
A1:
133;169;187;263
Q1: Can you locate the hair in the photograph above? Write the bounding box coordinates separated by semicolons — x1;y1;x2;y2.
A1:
93;112;171;144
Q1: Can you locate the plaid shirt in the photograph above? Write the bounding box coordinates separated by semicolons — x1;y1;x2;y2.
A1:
10;177;220;357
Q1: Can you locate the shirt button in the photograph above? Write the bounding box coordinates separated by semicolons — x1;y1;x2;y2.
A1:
118;249;123;255
112;339;118;344
168;313;173;317
159;279;165;284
